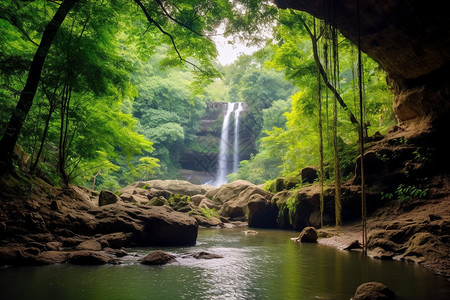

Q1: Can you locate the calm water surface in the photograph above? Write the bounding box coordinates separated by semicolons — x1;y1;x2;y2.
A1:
0;227;449;300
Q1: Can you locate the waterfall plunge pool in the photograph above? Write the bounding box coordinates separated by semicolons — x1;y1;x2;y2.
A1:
1;228;449;300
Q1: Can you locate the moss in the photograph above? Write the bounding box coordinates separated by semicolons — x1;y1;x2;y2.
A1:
200;207;220;219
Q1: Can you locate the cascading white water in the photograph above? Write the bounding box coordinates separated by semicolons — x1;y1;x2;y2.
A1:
215;103;234;186
233;102;243;174
214;102;244;186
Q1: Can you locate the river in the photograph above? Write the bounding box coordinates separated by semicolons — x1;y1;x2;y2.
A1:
0;227;448;299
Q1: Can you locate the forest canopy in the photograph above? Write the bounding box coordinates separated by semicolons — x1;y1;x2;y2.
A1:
0;0;394;190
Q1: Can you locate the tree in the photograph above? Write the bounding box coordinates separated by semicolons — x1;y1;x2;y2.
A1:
0;0;78;173
0;0;278;175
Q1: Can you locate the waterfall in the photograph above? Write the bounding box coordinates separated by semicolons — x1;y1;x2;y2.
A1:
215;103;234;186
233;102;243;174
214;102;243;186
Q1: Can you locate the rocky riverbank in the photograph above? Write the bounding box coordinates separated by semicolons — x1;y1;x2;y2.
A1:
1;171;448;279
317;185;450;278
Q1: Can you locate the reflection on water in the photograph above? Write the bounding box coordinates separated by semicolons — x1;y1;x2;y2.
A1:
0;228;449;300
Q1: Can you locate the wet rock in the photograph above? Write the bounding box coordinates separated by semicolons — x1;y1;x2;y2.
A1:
140;250;176;265
192;251;223;259
103;247;128;257
68;250;116;265
99;190;120;206
295;227;318;243
352;282;395;300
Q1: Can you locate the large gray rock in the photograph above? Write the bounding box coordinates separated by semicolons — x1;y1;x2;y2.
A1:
207;181;273;220
90;203;198;246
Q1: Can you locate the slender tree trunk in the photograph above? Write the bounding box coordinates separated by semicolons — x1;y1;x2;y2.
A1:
356;0;368;256
331;25;342;228
0;0;78;173
333;83;342;227
313;20;325;228
30;104;56;173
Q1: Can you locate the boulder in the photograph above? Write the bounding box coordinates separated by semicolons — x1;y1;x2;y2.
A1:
190;194;206;206
103;247;128;257
198;198;216;209
352;282;395;300
247;194;278;228
96;232;132;249
140;250;176;265
301;167;318;184
76;240;102;251
90;203;198;246
68;250;116;265
193;215;223;227
98;190;120;206
34;251;69;264
214;181;273;219
295;227;318;243
272;186;319;231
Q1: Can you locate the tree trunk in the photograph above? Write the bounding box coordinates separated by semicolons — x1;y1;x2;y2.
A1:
0;0;78;173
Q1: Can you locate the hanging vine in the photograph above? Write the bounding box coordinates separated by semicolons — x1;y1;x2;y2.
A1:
356;0;368;256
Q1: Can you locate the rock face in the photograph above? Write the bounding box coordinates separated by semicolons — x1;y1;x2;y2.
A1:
275;1;450;173
0;176;200;266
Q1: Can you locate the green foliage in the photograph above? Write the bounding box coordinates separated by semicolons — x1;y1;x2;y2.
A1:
232;10;395;186
395;184;428;203
200;207;220;219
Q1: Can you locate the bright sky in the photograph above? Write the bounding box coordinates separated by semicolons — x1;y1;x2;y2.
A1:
212;34;260;66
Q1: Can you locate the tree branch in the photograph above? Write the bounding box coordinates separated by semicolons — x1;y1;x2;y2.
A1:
293;10;359;126
133;0;204;72
153;0;205;37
